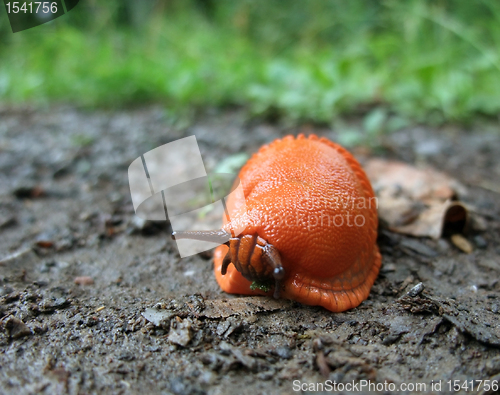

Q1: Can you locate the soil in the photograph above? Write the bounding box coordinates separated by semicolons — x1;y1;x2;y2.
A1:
0;106;499;395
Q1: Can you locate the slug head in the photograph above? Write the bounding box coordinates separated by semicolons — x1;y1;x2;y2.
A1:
172;230;284;298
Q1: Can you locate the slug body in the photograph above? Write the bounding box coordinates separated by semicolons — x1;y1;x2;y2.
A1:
175;134;381;312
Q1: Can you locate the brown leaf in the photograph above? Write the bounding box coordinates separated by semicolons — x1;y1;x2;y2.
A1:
365;159;468;239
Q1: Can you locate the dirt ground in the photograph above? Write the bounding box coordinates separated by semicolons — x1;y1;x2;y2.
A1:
0;106;499;395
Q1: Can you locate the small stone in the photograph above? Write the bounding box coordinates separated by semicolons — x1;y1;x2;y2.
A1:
215;317;241;338
2;316;32;338
74;276;94;286
382;333;401;345
451;234;473;254
142;308;175;329
216;320;231;336
35;240;54;249
35;231;58;249
168;317;192;347
39;297;71;313
407;282;425;297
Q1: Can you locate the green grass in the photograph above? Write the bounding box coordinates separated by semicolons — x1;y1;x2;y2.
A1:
1;0;500;124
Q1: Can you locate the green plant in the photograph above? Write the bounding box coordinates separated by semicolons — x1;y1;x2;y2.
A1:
1;0;499;124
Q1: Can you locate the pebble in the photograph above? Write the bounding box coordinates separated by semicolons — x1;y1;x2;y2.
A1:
216;320;231;336
168;317;192;347
451;234;473;254
382;333;402;345
2;316;32;339
407;282;425;297
142;308;175;329
74;276;94;286
38;297;71;313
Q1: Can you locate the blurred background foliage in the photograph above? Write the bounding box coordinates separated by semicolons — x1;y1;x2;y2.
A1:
1;0;499;124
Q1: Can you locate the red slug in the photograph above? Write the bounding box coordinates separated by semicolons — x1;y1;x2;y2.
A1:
173;134;381;312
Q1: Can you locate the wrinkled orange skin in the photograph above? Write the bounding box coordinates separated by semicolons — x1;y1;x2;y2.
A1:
214;134;381;312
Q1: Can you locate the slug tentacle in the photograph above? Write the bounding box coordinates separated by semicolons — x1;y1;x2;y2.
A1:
221;250;232;275
262;243;285;298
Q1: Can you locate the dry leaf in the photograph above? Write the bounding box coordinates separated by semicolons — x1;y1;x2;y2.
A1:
365;159;468;239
